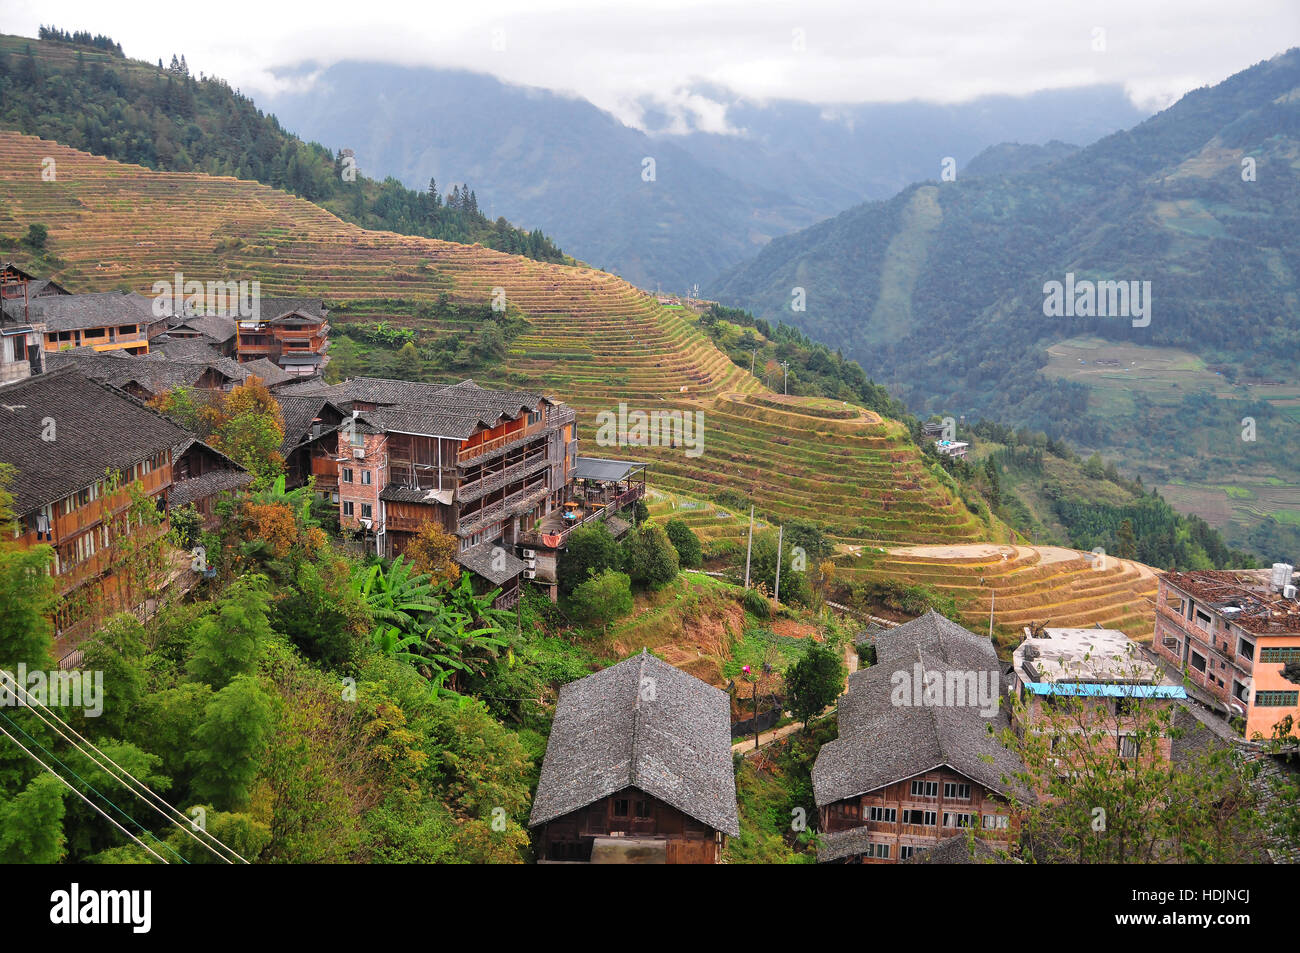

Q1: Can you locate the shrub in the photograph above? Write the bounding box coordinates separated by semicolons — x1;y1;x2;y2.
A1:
623;522;680;590
743;588;771;619
664;519;703;568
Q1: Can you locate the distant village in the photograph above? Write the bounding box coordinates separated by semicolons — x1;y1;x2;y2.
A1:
1;261;1297;865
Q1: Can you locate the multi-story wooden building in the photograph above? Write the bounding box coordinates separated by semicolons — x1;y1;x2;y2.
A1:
529;650;740;863
0;368;193;659
813;611;1027;863
234;299;329;377
273;377;589;608
1153;568;1300;739
0;262;67;383
1010;627;1187;763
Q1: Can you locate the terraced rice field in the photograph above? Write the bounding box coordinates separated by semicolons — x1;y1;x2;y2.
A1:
0;131;987;544
840;543;1160;642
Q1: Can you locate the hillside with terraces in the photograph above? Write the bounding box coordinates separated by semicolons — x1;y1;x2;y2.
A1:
0;131;992;543
840;543;1160;643
0;131;1168;637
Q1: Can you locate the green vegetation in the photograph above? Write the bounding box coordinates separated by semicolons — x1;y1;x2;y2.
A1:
713;50;1300;560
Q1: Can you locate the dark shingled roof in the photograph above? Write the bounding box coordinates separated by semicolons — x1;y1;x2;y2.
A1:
9;292;164;332
166;313;237;344
169;468;252;508
814;615;1027;807
153;339;224;363
242;358;295;388
0;368;193;516
456;541;528;586
529;650;740;836
904;834;1018;864
871;609;1000;668
275;395;344;455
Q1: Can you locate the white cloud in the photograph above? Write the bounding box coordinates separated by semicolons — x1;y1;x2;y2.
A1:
4;0;1297;128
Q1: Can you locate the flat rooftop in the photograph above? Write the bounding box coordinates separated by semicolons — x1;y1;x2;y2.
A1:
1163;570;1300;636
1014;627;1165;685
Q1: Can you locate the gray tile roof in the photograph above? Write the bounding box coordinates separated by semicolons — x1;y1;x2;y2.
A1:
275;395;343;455
903;834;1017;864
814;615;1027;807
166;313;237;344
242;358;295;387
456;541;528;586
169;468;252;508
816;827;1016;863
529;649;740;836
870;609;1000;667
0;368;193;516
11;292;164;332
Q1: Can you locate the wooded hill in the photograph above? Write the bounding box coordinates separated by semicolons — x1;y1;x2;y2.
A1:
711;49;1300;561
0;31;566;263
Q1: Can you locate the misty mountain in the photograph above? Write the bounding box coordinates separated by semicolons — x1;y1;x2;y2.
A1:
263;64;1147;290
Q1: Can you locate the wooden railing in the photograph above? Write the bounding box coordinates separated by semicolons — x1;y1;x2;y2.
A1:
518;483;645;550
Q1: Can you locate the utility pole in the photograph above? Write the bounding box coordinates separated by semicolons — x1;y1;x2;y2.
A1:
989;588;996;640
750;349;757;377
743;505;754;589
774;524;784;604
781;361;789;395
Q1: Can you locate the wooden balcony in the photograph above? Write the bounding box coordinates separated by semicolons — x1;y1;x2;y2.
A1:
53;469;169;541
519;483;645;550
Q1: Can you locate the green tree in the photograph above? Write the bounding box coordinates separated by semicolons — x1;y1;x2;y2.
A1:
0;774;66;863
0;463;54;669
623;522;680;590
556;522;620;596
23;223;47;249
747;531;812;605
664;519;703;568
325;336;361;384
190;674;274;811
187;575;273;688
570;570;633;632
394;340;423;379
785;643;844;730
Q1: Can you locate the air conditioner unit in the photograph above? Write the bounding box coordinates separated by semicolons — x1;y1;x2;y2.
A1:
521;548;537;558
353;448;365;459
522;570;537;580
1286;584;1298;600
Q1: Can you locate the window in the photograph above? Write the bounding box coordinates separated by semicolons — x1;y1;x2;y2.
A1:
361;503;373;520
869;807;896;823
342;501;354;517
943;782;971;800
899;846;915;860
909;780;938;798
865;842;891;859
612;798;629;817
527;411;542;426
1237;636;1256;660
902;809;936;826
361;470;372;486
1261;647;1300;664
634;800;651;819
1118;736;1141;758
943;812;973;829
982;814;1009;830
1190;652;1207;673
1256;691;1299;707
1195;609;1214;630
834;802;860;819
1233;681;1249;702
341;468;353;483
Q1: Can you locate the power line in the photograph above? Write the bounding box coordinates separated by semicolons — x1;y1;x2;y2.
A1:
0;670;247;864
0;711;170;864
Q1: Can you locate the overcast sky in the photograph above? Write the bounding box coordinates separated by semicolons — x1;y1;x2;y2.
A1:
4;0;1298;129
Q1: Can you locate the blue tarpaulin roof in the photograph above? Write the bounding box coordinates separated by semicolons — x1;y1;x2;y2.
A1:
1025;682;1187;699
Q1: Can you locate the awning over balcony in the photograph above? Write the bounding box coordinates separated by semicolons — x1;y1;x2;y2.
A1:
574;456;647;482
